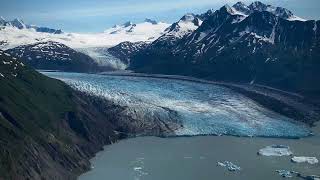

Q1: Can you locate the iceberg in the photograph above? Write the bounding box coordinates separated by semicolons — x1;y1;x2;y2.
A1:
276;170;300;178
258;145;293;156
304;175;320;180
217;161;241;171
291;156;319;164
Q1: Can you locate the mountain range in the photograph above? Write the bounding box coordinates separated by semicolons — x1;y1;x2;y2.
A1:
0;17;63;34
5;41;112;72
125;1;320;100
0;18;169;50
1;1;320;179
1;1;319;99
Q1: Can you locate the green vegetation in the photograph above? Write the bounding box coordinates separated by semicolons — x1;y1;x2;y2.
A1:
0;52;117;179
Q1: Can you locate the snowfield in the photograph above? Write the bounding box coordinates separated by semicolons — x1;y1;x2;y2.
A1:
0;21;170;50
42;72;311;138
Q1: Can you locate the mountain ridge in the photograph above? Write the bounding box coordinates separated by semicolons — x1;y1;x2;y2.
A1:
127;1;320;100
0;49;178;180
0;17;63;34
5;41;113;72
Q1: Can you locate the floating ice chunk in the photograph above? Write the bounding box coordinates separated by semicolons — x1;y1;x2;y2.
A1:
133;167;143;171
291;156;319;164
276;170;300;178
217;161;241;171
3;61;10;65
304;175;320;180
258;145;293;156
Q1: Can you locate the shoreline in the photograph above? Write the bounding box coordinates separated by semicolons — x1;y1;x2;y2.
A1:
79;122;320;180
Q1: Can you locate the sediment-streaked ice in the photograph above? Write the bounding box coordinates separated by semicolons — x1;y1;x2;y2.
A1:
42;72;311;138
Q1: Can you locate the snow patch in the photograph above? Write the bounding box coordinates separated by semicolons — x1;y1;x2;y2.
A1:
0;21;170;50
287;16;307;22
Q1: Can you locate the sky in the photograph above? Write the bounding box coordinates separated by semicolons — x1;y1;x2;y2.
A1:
1;0;320;33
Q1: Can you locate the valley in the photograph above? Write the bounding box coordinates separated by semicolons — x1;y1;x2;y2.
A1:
1;1;320;180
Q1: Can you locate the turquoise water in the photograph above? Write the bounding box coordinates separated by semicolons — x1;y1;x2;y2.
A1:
43;72;311;138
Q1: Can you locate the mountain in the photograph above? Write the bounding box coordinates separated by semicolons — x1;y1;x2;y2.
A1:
129;1;320;99
108;14;203;64
153;13;202;48
107;41;148;65
0;17;63;34
0;50;118;179
104;19;170;41
0;18;170;51
5;41;112;72
0;18;170;71
0;49;178;179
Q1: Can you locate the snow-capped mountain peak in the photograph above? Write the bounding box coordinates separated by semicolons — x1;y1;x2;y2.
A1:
180;14;196;22
0;17;63;35
10;18;27;29
225;1;306;21
144;18;158;25
221;4;234;14
122;21;134;27
248;1;269;12
219;4;249;17
0;16;6;25
163;13;202;38
104;20;169;39
232;2;251;15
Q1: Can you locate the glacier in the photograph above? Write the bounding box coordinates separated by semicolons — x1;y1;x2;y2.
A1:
42;72;311;138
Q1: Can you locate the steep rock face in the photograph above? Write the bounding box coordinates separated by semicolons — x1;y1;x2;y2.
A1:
130;1;320;99
107;41;148;65
0;51;178;180
159;14;202;43
5;41;111;72
0;50;116;179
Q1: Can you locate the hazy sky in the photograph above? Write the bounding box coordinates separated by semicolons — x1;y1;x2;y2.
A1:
1;0;320;32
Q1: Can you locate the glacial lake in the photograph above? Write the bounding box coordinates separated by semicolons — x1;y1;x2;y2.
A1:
77;135;320;180
42;72;320;180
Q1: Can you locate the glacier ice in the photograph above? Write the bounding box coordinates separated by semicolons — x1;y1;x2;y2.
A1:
291;156;319;164
258;145;293;156
42;72;311;138
276;170;300;178
217;161;241;171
